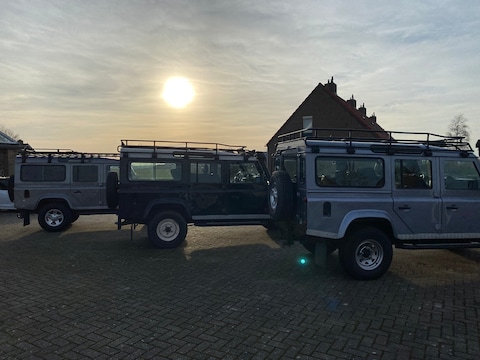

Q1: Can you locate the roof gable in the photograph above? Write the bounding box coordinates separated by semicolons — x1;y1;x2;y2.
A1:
267;79;387;146
0;130;18;145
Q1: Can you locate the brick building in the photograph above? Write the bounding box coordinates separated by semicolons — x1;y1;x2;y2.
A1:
266;77;388;169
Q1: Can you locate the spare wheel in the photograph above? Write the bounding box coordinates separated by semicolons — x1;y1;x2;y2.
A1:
268;171;294;221
7;175;14;202
106;171;119;209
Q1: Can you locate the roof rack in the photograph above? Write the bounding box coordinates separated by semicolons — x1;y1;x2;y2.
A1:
277;128;473;154
29;148;77;153
18;149;119;163
120;139;247;155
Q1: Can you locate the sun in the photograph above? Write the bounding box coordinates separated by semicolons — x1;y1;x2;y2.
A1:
162;77;195;108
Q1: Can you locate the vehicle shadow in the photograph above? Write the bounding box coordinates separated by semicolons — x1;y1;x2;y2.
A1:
1;222;459;332
3;221;479;330
2;216;479;360
0;220;345;282
3;215;478;287
448;248;480;263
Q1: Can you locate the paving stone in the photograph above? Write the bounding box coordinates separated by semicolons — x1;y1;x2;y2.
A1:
1;213;480;359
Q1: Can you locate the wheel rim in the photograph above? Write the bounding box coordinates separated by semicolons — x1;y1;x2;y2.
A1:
269;186;278;210
45;209;65;227
355;239;384;270
156;218;180;242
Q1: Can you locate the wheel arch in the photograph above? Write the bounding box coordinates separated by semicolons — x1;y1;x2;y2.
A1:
144;200;191;223
37;198;71;212
340;210;394;241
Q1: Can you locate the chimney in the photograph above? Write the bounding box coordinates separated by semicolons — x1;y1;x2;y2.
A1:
370;112;377;123
358;103;367;117
346;95;357;109
325;76;337;94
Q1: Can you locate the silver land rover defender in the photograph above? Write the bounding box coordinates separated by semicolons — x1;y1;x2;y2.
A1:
11;150;119;232
270;129;480;280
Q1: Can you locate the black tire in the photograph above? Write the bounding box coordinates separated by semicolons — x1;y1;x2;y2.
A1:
268;171;294;221
7;175;14;202
262;220;277;230
106;172;119;209
71;213;80;223
148;211;187;249
338;227;393;280
38;203;72;232
302;237;337;254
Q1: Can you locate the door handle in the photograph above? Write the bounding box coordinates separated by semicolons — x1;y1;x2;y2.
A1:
398;205;410;210
446;205;458;210
73;191;81;194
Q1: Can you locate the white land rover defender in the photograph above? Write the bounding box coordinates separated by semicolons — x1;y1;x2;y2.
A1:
269;129;480;280
10;150;119;232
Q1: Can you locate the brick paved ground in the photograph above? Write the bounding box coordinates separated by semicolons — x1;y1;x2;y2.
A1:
0;212;479;359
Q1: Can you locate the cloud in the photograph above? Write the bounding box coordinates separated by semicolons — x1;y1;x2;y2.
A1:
1;0;480;151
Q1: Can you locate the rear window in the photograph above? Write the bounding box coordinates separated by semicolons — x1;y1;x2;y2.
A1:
73;165;98;182
20;165;66;182
316;157;384;188
444;160;480;190
129;162;182;181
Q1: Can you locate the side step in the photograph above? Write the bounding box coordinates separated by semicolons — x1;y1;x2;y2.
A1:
194;221;266;226
396;241;480;250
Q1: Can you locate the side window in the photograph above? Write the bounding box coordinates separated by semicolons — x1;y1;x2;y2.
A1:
73;165;98;182
316;157;384;188
129;162;182;181
20;165;66;182
191;163;221;184
444;160;480;190
229;162;261;183
395;159;432;189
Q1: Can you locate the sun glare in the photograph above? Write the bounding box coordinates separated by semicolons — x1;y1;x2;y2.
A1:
162;77;195;108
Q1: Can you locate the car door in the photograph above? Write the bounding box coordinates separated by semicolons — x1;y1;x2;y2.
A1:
440;158;480;235
70;164;103;209
392;158;442;237
226;161;269;217
189;162;226;217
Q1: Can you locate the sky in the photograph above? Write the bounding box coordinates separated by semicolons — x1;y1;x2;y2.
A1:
1;0;479;153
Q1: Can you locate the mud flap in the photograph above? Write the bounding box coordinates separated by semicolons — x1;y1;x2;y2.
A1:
314;240;327;268
20;212;30;226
